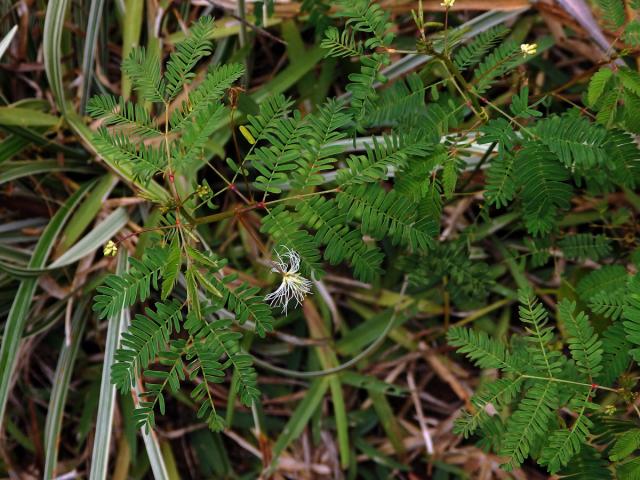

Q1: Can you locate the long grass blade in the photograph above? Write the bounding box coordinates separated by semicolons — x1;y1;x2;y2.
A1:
57;174;119;254
80;0;107;113
0;181;94;427
43;0;70;113
0;159;95;184
0;25;18;60
89;252;128;480
43;299;89;479
50;208;128;268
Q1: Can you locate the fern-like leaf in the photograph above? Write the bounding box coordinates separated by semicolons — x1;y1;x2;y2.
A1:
594;0;626;28
134;339;187;431
623;274;640;363
447;326;522;373
291;99;351;189
539;393;595;473
87;95;160;137
500;381;559;471
559;234;612;262
515;142;572;236
252;111;305;195
111;299;182;392
599;323;631;386
93;248;168;319
335;0;393;49
336;184;436;250
92;128;166;184
172;103;226;174
170;63;245;131
454;25;510;71
559;299;603;380
518;288;563;376
260;205;324;278
122;47;165;103
208;274;274;337
321;26;364;58
534;114;609;170
337;133;431;187
164;16;215;101
587;67;614;106
484;151;516;208
297;196;384;283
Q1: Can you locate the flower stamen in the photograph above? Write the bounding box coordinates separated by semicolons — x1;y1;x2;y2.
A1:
264;247;312;314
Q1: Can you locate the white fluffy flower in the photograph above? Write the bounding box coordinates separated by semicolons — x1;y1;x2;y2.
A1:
264;247;312;314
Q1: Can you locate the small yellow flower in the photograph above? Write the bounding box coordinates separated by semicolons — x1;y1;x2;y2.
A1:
440;0;455;7
520;43;537;57
196;183;212;199
103;240;118;257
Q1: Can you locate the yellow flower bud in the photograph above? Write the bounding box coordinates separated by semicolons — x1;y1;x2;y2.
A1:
103;240;118;257
520;43;537;56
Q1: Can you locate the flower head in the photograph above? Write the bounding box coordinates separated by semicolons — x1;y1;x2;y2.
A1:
103;240;118;257
520;43;537;57
440;0;455;7
264;247;312;314
196;183;212;200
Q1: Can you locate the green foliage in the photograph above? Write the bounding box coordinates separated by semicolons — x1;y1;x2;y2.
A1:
291;99;351;189
321;27;363;58
594;0;626;28
534;115;609;169
624;274;640;363
336;134;431;187
164;16;216;101
453;25;510;71
77;4;640;472
558;233;612;261
336;184;436;250
559;299;603;380
93;248;168;319
448;290;607;473
111;300;183;392
297;196;384;282
515;142;572;235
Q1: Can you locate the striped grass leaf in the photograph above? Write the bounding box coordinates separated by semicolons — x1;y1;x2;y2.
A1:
90;252;129;480
0;180;94;427
79;0;107;113
43;299;89;479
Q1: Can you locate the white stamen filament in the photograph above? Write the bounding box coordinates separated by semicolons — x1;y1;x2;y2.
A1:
264;247;313;314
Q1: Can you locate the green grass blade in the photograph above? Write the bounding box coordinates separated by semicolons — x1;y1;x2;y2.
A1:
43;300;89;479
50;208;128;268
57;174;119;253
0;159;95;184
1;125;87;159
90;252;128;480
0;135;30;165
271;377;330;466
43;0;70;113
0;107;59;127
0;181;94;428
121;0;144;100
80;0;107;113
0;25;17;60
